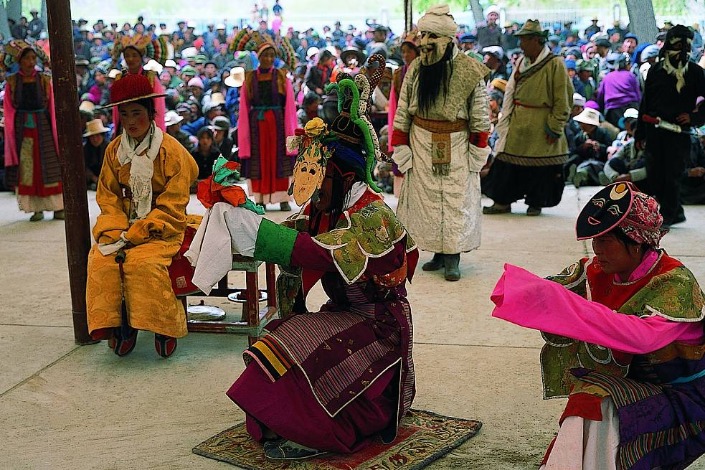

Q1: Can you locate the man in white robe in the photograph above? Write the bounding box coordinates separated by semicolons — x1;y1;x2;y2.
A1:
392;4;490;281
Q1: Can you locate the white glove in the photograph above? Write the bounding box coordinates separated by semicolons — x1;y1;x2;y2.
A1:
393;145;413;174
223;205;264;257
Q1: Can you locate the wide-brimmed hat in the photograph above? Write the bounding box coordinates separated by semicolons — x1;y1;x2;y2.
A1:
211;115;231;131
340;47;366;66
79;100;96;112
101;73;167;108
210;92;226;107
572;92;586;107
482;45;505;60
514;19;549;37
83;118;110;137
165;110;184;127
224;66;245;87
573;108;601;126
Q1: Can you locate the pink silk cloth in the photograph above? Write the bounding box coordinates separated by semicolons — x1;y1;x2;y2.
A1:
490;263;703;355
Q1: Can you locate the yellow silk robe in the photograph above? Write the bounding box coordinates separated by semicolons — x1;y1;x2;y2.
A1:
86;133;198;338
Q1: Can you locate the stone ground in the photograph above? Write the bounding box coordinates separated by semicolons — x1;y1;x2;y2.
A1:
2;185;705;469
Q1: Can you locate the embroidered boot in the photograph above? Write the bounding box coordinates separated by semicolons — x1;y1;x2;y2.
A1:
264;440;326;460
109;326;138;357
422;253;444;271
155;334;178;358
444;253;461;281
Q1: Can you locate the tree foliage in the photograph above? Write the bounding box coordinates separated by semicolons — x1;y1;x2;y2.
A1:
413;0;690;17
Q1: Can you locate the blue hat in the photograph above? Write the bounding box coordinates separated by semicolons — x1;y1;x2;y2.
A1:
564;59;576;70
624;32;639;42
460;33;476;43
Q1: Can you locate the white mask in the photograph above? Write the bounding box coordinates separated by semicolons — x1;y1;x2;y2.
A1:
418;32;452;66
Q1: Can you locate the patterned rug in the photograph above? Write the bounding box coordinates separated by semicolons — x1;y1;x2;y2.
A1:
193;409;482;469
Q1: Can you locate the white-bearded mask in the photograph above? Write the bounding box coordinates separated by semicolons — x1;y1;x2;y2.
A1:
419;32;452;66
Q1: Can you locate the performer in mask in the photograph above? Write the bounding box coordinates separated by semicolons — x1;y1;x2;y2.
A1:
635;24;705;227
391;4;491;281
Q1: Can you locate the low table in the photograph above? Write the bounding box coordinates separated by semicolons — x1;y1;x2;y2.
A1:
184;254;278;345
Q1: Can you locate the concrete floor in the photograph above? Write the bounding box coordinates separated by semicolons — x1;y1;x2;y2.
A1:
2;186;705;469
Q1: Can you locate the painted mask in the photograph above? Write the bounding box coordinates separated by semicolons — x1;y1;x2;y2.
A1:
665;38;691;67
418;31;452;66
289;118;333;206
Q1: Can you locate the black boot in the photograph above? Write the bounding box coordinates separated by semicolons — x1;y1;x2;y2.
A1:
444;254;461;281
422;253;444;271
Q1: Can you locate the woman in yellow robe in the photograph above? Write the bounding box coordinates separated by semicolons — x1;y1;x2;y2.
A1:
86;73;198;358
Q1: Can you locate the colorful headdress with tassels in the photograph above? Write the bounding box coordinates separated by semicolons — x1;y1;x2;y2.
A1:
286;53;389;205
231;30;297;69
112;33;169;66
3;39;50;70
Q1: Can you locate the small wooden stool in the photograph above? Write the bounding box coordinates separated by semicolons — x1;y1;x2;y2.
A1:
184;254;278;345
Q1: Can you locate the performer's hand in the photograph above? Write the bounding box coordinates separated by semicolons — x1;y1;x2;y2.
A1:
676;113;691;125
614;174;632;182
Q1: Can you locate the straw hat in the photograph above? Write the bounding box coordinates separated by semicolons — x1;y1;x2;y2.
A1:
224;66;245;87
79;100;96;112
573;108;601;126
210;92;226;107
514;19;549;37
83;118;110;137
165;110;184;127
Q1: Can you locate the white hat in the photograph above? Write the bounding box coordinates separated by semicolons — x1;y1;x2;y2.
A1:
143;59;163;74
79;100;96;112
108;69;121;79
623;107;639;119
484;5;501;18
224;66;245;87
165;110;184;127
181;47;198;59
307;46;320;59
210;92;226;107
164;59;177;68
573;108;601;126
572;92;586;107
83;118;110;137
482;45;505;59
417;4;457;38
216;23;226;30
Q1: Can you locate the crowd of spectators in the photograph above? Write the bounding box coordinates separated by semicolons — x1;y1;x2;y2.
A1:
0;4;703;216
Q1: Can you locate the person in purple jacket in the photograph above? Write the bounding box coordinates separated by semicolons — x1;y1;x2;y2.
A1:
594;52;641;127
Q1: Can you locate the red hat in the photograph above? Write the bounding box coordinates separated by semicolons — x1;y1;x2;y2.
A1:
102;74;166;108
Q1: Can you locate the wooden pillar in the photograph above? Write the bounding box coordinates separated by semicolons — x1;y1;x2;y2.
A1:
404;0;413;32
47;0;94;345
